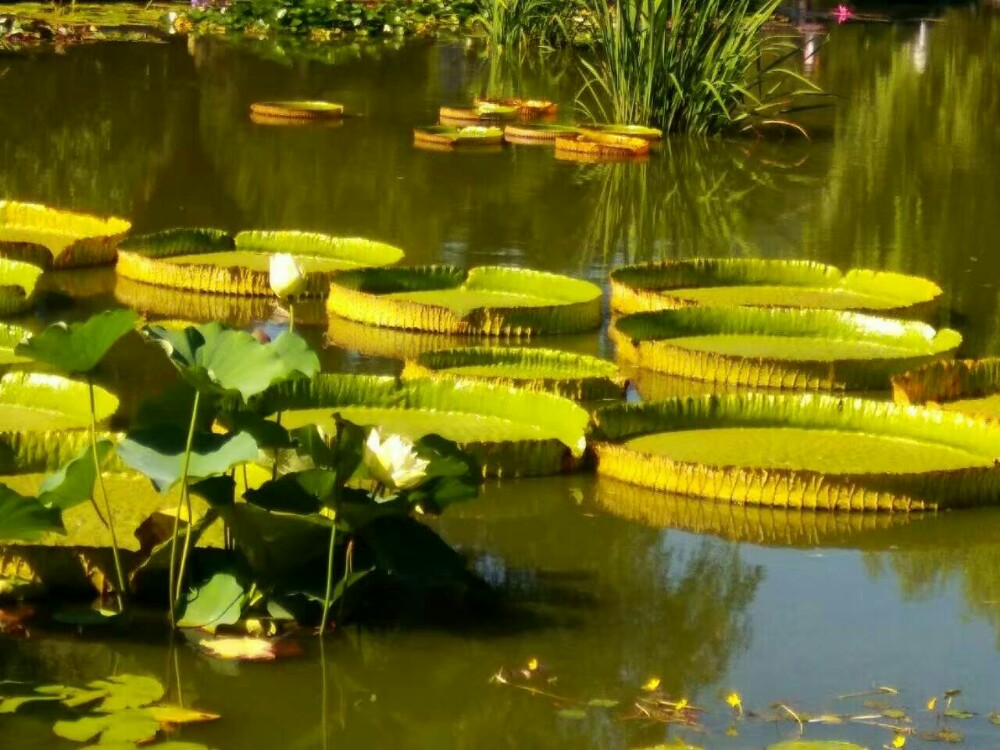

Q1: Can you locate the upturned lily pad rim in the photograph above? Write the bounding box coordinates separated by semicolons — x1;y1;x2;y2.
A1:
504;123;578;141
246;373;590;476
893;357;1000;414
609;257;943;317
401;346;625;401
0;371;119;424
414;125;505;146
326;264;603;336
0;201;131;269
593;392;1000;511
612;306;961;391
249;100;345;119
554;133;650;157
0;257;44;314
117;227;403;297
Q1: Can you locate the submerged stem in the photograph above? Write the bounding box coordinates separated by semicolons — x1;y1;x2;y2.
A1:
168;390;202;627
89;377;125;609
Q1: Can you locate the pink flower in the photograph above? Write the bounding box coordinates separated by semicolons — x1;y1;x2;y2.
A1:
834;4;853;24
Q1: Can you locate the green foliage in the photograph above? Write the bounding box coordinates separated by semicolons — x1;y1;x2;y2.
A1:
145;322;320;401
577;0;825;135
471;0;580;48
15;309;138;374
0;484;64;541
37;440;114;511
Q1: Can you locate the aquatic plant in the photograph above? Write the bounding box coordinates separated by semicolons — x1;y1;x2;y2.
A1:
576;0;825;135
471;0;580;48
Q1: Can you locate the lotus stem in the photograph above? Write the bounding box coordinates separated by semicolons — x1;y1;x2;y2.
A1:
169;390;201;627
319;522;338;635
88;376;126;609
288;301;295;334
338;539;354;621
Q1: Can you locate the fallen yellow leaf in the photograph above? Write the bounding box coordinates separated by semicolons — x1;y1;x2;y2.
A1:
892;734;906;748
199;638;276;662
641;677;661;692
527;658;538;671
145;705;221;726
927;697;937;711
726;691;742;709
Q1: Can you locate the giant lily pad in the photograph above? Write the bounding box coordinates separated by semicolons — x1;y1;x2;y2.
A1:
414;125;505;147
249;101;344;119
594;479;927;548
115;276;278;327
402;347;625;401
611;306;961;391
554;133;649;159
504;123;578;144
327;265;602;337
766;743;868;750
592;393;1000;511
0;324;32;370
0;201;131;269
578;123;663;141
438;104;518;124
0;372;119;474
0;258;43;315
610;258;942;317
893;358;1000;421
247;374;590;477
117;228;402;297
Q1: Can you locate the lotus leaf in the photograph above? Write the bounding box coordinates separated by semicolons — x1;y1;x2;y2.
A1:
0;484;65;540
593;393;1000;511
118;228;402;297
250;100;344;119
610;258;942;317
16;309;139;374
402;347;625;401
0;257;43;315
177;570;246;629
414;125;505;146
893;358;1000;421
36;439;114;511
0;201;130;269
0;372;118;474
247;374;590;477
144;322;320;400
612;306;961;391
327;265;602;337
116;428;258;492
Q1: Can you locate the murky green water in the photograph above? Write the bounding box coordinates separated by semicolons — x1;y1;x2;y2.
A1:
2;6;1000;748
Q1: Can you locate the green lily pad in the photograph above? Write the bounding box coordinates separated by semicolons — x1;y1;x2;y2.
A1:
54;708;159;744
327;265;602;337
593;392;1000;511
250;100;344;119
89;674;165;712
0;372;119;474
402;347;624;401
0;200;131;269
414;125;505;146
16;309;139;374
766;742;868;750
612;306;960;392
247;373;589;478
504;123;578;142
610;258;942;317
117;228;402;297
579;123;663;141
0;257;43;315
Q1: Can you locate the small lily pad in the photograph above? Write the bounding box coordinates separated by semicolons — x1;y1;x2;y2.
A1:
556;708;587;720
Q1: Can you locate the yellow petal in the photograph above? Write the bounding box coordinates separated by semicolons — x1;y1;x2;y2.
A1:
676;698;688;711
892;735;906;748
726;691;742;708
527;658;539;671
641;677;661;692
927;697;937;711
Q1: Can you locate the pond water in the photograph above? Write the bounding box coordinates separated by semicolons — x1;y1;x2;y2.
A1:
2;6;1000;748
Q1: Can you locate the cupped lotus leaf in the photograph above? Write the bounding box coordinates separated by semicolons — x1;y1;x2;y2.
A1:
327;265;602;337
504;123;578;143
0;201;131;269
414;125;505;146
402;347;625;401
250;100;344;119
118;227;402;297
0;484;65;541
593;479;927;548
893;358;1000;421
579;123;663;141
593;393;1000;511
611;306;961;392
246;374;590;477
37;439;114;511
15;308;139;374
144;322;320;400
554;133;650;158
0;372;119;474
116;428;259;492
177;569;246;629
0;257;43;315
610;258;942;318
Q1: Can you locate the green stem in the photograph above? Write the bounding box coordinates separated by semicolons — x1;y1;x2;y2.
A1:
319;521;337;635
288;301;295;334
168;390;201;627
88;378;125;609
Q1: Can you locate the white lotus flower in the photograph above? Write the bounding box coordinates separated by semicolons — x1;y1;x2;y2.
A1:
269;253;306;300
363;428;430;491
